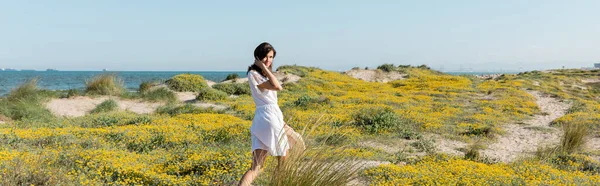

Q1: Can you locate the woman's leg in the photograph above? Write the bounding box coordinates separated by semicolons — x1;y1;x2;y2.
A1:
239;149;268;186
276;151;288;171
284;123;306;151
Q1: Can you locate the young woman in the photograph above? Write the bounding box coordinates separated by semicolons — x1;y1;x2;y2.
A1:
238;42;299;185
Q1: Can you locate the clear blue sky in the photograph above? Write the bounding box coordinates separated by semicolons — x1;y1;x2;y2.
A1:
1;0;599;72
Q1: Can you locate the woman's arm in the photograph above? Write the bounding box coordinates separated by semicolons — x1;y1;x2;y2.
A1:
254;59;283;91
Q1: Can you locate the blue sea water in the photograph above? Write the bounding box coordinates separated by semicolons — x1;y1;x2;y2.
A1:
0;71;247;95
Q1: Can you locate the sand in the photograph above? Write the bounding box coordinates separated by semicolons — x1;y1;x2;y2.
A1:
434;135;467;156
175;92;197;103
344;69;406;83
0;114;9;124
219;78;249;84
46;96;163;117
205;80;216;87
582;78;600;83
481;91;571;163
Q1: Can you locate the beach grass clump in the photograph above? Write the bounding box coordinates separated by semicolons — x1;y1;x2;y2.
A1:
559;122;589;154
0;79;55;121
166;74;208;92
262;148;362;186
85;74;125;96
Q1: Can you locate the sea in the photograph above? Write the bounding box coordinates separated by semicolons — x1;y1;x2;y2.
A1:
0;71;247;96
0;70;516;96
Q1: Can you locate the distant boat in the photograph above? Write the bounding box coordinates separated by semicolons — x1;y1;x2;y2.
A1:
103;69;108;72
2;68;18;71
46;69;59;72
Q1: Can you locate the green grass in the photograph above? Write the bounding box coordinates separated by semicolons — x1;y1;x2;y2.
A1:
90;99;119;114
140;87;177;103
155;103;225;116
85;74;125;96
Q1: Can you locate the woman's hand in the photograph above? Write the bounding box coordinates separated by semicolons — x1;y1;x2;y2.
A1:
254;58;267;70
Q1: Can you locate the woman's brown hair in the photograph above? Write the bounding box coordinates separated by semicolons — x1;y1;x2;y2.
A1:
247;42;277;76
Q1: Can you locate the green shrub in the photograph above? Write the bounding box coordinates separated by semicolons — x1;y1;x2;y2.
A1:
0;157;71;185
460;125;496;137
550;154;600;174
139;81;160;93
418;64;431;69
166;74;208;92
60;89;84;98
566;101;586;114
212;83;251;95
196;88;228;101
377;63;396;72
140;87;177;103
291;95;331;110
224;73;240;82
398;128;422;140
276;65;314;77
352;107;400;134
85;74;125;95
90;99;119;114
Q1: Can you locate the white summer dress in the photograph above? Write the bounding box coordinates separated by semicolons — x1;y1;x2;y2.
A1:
247;70;290;156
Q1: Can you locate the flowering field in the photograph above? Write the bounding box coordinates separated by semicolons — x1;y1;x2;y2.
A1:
1;66;599;185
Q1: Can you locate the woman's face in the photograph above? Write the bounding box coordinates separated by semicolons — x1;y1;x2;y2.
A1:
263;50;274;67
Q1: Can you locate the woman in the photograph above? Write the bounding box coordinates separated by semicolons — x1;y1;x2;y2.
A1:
238;42;302;186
